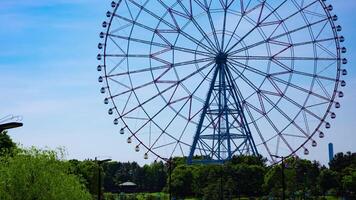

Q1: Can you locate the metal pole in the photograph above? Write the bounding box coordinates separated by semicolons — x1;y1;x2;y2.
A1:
94;158;111;200
281;157;285;200
220;165;223;200
169;159;172;200
98;165;101;200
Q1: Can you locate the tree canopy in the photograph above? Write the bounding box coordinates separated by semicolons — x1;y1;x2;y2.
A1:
0;148;91;200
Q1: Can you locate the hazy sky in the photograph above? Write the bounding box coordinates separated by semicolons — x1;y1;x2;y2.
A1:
1;0;355;165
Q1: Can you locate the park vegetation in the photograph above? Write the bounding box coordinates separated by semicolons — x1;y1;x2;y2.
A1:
0;131;355;199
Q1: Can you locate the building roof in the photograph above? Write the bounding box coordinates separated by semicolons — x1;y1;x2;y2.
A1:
119;181;137;186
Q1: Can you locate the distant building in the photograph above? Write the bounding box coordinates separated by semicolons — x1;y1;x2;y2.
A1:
328;143;334;162
119;181;137;193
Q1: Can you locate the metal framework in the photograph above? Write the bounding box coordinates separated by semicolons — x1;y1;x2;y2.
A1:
97;0;347;164
188;53;258;164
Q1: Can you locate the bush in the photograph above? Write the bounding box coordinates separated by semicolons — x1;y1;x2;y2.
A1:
0;147;91;200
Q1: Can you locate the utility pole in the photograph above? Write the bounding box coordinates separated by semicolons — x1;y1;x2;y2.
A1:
271;155;286;200
281;157;286;200
168;158;172;200
95;157;112;200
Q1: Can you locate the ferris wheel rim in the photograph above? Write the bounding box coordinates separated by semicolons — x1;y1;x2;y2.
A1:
99;0;346;163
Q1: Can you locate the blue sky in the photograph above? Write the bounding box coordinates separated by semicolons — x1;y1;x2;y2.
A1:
1;0;355;165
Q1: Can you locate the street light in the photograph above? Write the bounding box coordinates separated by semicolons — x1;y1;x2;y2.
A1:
95;157;112;200
165;158;173;200
271;155;286;200
0;122;23;132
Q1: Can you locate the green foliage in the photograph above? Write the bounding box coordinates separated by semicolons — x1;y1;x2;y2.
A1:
170;165;194;197
232;164;265;196
70;159;100;195
318;169;339;195
263;158;321;198
228;154;267;167
168;155;266;199
0;131;16;156
341;169;356;198
0;147;91;200
329;152;356;173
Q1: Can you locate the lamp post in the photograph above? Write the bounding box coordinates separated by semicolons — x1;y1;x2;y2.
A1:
271;155;286;200
0;122;23;133
165;157;173;200
95;157;112;200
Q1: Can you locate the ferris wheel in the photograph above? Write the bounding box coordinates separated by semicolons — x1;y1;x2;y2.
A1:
97;0;347;164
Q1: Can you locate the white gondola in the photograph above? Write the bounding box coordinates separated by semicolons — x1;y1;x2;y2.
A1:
100;87;106;94
312;141;317;147
108;108;113;115
319;132;325;138
104;98;109;104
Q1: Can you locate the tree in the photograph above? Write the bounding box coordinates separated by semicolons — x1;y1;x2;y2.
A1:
229;154;267;167
0;131;16;156
318;168;339;196
342;170;356;198
102;161;121;193
70;159;100;195
233;164;265;197
170;165;194;198
0;147;91;200
264;158;321;198
329;152;356;173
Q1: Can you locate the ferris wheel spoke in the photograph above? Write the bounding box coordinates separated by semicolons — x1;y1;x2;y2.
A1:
177;0;222;51
227;61;322;141
226;0;287;54
179;2;219;51
302;110;311;136
227;59;333;102
202;0;221;50
108;35;126;55
220;0;228;49
108;33;212;57
148;71;218;152
151;141;177;150
261;93;312;140
250;80;315;145
223;4;245;51
127;61;216;146
106;57;126;76
171;121;191;157
230;16;330;56
107;57;214;78
108;78;131;91
120;61;214;119
226;61;261;93
315;78;332;99
225;64;293;160
228;55;338;61
172;46;212;57
315;43;337;58
156;0;219;52
265;115;295;154
112;12;155;32
244;102;275;160
127;0;216;54
282;133;307;139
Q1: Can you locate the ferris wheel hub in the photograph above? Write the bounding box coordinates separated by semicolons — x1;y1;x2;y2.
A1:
215;52;228;64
